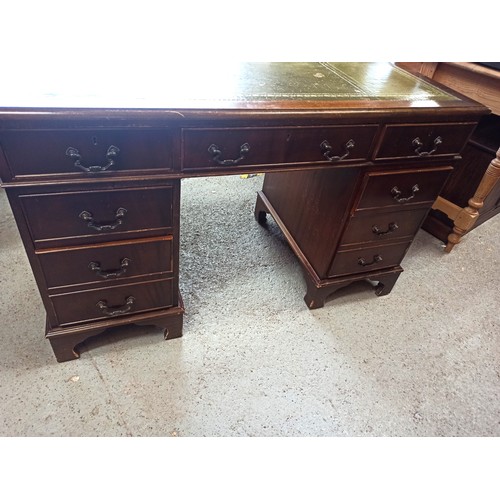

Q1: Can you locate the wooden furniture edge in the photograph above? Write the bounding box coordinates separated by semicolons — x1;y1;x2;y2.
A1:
432;147;500;252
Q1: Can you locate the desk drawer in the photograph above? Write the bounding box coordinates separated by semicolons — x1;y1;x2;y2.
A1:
37;236;173;290
329;241;410;277
20;185;174;248
49;278;174;326
182;125;378;171
355;167;452;211
0;129;173;180
374;122;475;160
340;207;429;246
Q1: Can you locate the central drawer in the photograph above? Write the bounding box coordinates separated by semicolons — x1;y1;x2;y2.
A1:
19;184;174;248
37;236;173;290
182;125;378;171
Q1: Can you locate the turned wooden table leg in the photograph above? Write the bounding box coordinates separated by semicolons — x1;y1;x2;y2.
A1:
445;147;500;253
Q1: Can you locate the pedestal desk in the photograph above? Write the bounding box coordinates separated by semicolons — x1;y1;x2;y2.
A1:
0;63;487;362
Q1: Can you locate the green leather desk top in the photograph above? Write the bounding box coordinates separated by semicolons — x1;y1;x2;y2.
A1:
1;62;490;127
0;62;472;111
180;62;457;102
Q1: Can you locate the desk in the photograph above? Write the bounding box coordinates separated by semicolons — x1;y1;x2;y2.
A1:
0;63;487;362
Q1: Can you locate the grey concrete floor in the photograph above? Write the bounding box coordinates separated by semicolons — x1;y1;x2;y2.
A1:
0;175;499;436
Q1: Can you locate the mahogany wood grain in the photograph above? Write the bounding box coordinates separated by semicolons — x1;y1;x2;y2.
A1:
19;184;174;248
37;236;173;291
339;208;430;246
47;304;184;362
49;278;174;326
259;168;361;278
302;267;404;309
374;122;476;160
181;125;378;171
0;63;488;361
355;167;452;212
329;240;411;277
0;128;174;181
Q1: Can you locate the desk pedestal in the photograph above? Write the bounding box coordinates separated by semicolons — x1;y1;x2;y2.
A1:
256;189;403;307
254;163;453;308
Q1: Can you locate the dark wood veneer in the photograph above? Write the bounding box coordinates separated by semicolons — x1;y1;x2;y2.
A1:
260;168;361;278
0;128;174;181
37;236;173;291
182;125;378;171
374;122;477;160
339;208;430;246
355;167;453;211
329;240;411;277
19;184;174;248
49;278;174;326
0;63;488;362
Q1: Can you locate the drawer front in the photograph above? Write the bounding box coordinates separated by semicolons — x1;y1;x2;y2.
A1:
182;125;378;171
37;236;173;290
340;207;429;246
49;278;174;326
375;122;476;160
329;241;410;277
0;129;173;180
355;167;452;211
20;185;174;248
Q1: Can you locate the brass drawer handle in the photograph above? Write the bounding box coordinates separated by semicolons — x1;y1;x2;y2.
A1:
358;255;383;267
96;296;135;317
372;222;399;236
88;257;131;279
320;138;355;162
391;184;419;203
412;136;442;156
79;207;127;232
208;143;250;166
66;145;120;173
